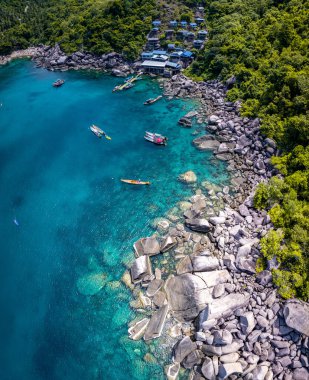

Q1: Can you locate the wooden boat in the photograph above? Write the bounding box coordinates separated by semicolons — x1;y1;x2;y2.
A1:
121;179;150;185
144;95;162;105
89;125;111;140
144;131;167;145
53;79;65;87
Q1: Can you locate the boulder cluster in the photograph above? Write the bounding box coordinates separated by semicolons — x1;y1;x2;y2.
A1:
125;75;309;380
30;44;132;75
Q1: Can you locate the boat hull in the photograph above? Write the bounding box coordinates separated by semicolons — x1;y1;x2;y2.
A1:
121;179;150;185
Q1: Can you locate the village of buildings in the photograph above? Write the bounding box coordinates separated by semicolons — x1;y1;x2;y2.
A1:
138;6;207;76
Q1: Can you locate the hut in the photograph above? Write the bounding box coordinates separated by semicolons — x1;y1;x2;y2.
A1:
186;32;195;42
180;21;188;28
152;20;161;28
169;20;178;28
189;22;197;29
164;30;174;39
193;39;204;49
197;30;208;40
195;17;205;25
176;30;188;40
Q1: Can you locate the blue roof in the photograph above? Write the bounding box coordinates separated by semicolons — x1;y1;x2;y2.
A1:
166;61;181;69
152;20;161;25
181;51;193;58
152;50;167;55
152;27;159;32
141;52;153;57
198;30;208;34
169;20;178;25
167;44;175;48
190;23;197;27
195;18;205;22
180;21;187;25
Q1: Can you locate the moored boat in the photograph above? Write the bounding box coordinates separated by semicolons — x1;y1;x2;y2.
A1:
53;79;65;87
121;179;150;185
89;124;112;140
144;131;167;145
144;95;162;105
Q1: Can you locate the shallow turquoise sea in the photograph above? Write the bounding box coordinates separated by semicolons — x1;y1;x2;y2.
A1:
0;60;229;380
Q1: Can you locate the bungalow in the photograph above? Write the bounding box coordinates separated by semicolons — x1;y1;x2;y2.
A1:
186;32;195;42
193;39;204;49
197;30;208;40
152;54;169;62
180;21;188;28
146;37;160;50
189;22;197;29
165;61;182;75
198;6;205;12
170;51;183;62
195;17;205;25
181;51;194;60
169;20;178;28
176;30;188;40
152;20;161;27
164;30;174;39
141;52;153;60
167;43;176;51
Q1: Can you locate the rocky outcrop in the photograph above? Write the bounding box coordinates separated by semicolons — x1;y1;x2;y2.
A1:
283;300;309;336
130;255;152;284
144;304;169;341
133;236;160;257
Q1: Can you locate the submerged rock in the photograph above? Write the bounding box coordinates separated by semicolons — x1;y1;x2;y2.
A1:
76;272;107;296
179;170;197;184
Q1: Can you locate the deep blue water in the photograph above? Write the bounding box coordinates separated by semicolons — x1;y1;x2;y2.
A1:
0;60;229;380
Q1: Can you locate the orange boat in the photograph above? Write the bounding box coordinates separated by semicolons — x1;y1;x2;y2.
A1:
121;179;150;185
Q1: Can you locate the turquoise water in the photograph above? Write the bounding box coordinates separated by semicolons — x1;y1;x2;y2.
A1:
0;60;228;380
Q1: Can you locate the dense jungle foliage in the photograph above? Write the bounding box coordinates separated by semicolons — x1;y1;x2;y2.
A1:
0;0;156;59
0;0;308;299
188;0;308;300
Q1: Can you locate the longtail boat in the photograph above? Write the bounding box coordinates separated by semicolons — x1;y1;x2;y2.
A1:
90;125;111;140
144;95;162;105
53;79;65;87
144;131;167;145
121;179;150;185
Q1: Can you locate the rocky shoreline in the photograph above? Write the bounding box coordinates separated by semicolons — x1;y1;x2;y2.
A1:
0;45;133;77
124;75;309;380
2;48;308;379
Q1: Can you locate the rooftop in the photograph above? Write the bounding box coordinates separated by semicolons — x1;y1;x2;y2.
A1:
141;60;166;68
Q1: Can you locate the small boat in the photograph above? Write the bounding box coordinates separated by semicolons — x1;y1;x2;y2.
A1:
90;125;111;140
144;131;167;145
53;79;65;87
121;179;150;185
123;82;134;90
144;95;162;105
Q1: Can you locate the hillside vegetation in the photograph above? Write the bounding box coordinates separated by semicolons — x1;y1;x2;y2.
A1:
0;0;156;59
189;0;308;300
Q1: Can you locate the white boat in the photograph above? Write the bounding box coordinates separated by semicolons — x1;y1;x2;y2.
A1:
144;131;167;145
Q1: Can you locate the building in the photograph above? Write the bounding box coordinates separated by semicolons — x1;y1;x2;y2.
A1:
189;22;197;29
141;52;153;60
170;51;183;62
146;37;160;50
193;39;204;49
181;51;194;60
141;60;181;75
195;17;205;25
167;44;176;51
165;30;174;39
197;30;208;40
152;20;161;27
169;20;178;28
176;30;188;40
186;32;195;42
180;21;188;28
